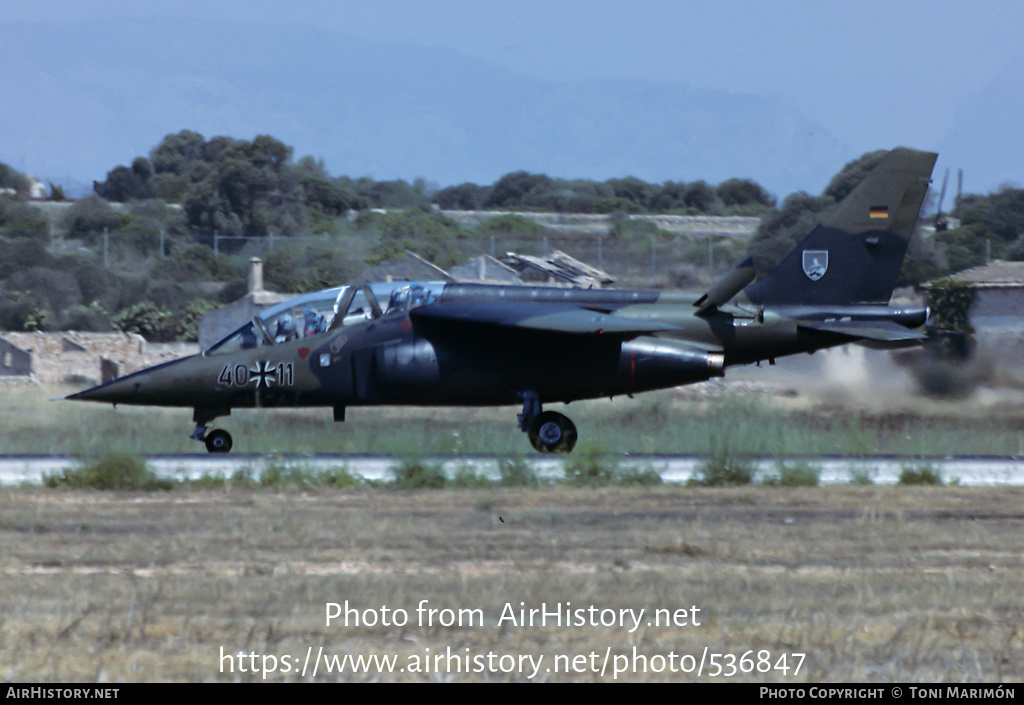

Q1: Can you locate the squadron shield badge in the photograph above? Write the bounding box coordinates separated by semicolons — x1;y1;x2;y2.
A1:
802;250;828;281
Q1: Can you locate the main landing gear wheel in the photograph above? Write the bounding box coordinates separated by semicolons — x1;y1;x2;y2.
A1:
204;429;233;453
528;411;577;454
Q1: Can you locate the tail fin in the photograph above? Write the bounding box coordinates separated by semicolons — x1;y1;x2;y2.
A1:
743;147;937;306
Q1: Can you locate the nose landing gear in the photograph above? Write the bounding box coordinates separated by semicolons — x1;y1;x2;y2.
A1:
203;428;233;453
191;424;233;453
191;407;233;453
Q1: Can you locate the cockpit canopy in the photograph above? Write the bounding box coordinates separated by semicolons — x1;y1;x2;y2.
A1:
203;282;445;356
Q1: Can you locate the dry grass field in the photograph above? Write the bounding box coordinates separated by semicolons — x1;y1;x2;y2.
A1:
4;345;1024;682
3;484;1023;682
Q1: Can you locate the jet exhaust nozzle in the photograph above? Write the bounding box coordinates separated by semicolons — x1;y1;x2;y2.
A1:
620;337;725;395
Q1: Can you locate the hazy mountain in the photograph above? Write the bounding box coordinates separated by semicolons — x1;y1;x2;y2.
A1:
940;56;1024;196
1;18;850;199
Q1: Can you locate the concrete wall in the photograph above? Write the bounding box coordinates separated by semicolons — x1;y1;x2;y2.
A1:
0;332;184;386
971;288;1024;322
439;210;759;236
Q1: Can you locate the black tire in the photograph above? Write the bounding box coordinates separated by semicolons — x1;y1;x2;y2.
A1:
528;411;577;454
205;429;233;453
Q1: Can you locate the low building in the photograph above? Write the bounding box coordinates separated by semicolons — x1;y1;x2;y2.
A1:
447;255;522;284
0;338;32;377
353;252;453;285
933;261;1024;330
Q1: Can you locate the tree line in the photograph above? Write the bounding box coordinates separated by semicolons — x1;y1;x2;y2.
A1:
2;130;1023;342
92;130;777;228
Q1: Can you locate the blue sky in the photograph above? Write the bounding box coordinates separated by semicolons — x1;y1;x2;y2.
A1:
6;0;1024;193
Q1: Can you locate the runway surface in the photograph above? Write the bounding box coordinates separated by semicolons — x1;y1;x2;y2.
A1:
3;453;1024;486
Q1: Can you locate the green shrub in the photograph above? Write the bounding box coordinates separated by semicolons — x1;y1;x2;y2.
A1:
186;472;229;489
613;466;663;487
61;195;129;238
59;302;112;332
689;450;756;487
175;299;219;342
848;467;876;486
315;466;361;488
164;244;238;282
44;454;172;491
926;278;974;341
184;464;362;490
497;456;540;488
252;460;360;488
389;458;447;489
473;213;547;237
762;460;820;487
450;466;492;488
258;463;308;487
563;450;618;487
561;452;662;487
0;200;49;242
230;467;256;487
365;210;465;269
610;218;659;241
898;464;943;486
111;300;174;341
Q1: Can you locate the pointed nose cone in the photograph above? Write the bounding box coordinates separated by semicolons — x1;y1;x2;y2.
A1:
65;355;199;407
66;375;145;404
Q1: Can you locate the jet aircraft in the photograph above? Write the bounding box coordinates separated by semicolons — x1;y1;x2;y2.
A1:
68;148;937;453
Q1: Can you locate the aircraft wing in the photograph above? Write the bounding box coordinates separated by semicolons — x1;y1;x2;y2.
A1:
796;319;927;343
411;301;680;336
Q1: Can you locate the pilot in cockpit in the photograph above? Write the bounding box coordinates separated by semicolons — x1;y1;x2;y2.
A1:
303;307;327;336
274;314;297;342
386;285;434;314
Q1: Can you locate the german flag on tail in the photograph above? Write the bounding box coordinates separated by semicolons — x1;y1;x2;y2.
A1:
869;206;889;219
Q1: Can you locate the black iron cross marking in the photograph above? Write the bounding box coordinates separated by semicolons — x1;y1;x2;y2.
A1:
249;360;278;388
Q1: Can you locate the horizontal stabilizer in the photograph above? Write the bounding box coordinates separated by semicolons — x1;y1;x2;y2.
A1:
412;301;679;336
797;319;927;342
